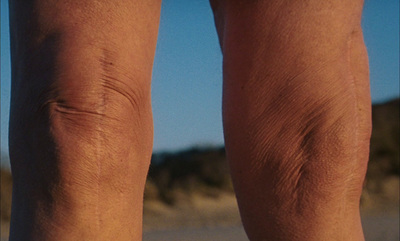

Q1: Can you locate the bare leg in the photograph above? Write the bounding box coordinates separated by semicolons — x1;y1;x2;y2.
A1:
9;0;160;240
211;0;371;240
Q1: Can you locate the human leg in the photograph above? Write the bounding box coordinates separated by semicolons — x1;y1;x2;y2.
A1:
210;0;371;240
8;0;161;240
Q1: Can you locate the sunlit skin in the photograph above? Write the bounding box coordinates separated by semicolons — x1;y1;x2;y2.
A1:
9;0;370;240
212;1;371;240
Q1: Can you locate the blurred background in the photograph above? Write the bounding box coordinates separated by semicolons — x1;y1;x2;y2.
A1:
1;0;399;240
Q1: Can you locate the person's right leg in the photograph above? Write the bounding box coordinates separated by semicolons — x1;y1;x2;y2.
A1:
210;0;371;240
9;1;160;240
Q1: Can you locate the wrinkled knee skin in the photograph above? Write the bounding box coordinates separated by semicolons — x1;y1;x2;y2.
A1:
211;0;370;240
9;38;154;186
8;1;160;239
8;39;155;240
9;68;154;239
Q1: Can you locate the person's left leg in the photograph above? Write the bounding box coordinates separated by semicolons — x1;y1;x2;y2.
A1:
210;0;371;240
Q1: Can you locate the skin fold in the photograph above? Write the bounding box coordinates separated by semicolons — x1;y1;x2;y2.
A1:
9;0;371;240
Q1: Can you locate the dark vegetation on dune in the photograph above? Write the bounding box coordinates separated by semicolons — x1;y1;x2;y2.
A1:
145;147;233;205
364;98;400;203
368;98;399;178
1;98;399;222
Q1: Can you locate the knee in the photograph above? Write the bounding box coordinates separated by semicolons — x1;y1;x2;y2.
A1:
9;49;154;172
43;73;153;154
44;74;150;134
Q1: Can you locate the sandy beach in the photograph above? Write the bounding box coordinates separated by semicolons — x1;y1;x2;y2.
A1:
143;212;399;241
141;193;399;241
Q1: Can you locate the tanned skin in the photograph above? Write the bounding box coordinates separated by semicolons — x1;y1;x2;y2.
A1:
9;1;161;240
211;0;371;240
9;0;370;240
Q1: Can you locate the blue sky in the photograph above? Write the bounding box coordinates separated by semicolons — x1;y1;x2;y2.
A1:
1;0;399;164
